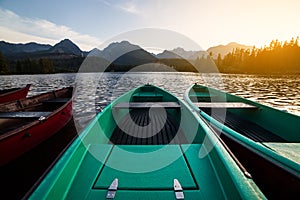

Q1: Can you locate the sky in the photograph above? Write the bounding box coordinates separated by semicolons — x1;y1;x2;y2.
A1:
0;0;299;51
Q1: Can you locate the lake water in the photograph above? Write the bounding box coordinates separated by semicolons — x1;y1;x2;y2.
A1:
1;72;299;130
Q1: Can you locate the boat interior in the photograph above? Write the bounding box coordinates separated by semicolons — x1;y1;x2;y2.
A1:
189;85;300;143
188;85;300;199
88;85;205;145
0;88;72;135
42;85;261;200
110;90;187;145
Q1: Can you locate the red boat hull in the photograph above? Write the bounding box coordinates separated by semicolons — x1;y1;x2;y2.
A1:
0;99;73;166
0;84;31;104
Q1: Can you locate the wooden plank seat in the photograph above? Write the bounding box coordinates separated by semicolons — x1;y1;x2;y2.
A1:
0;111;52;118
262;143;300;164
42;98;70;103
113;102;181;109
194;102;257;109
132;93;164;102
189;94;218;98
133;92;163;97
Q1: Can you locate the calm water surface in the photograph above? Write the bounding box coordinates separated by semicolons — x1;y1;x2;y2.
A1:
1;72;299;130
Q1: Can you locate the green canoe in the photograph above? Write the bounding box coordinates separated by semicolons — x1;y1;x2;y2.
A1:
184;83;300;198
29;84;264;199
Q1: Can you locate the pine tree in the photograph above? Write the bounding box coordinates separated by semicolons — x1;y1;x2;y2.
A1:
0;51;9;74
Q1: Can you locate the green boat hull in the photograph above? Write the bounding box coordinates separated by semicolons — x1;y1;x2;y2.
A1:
184;83;300;198
29;84;264;199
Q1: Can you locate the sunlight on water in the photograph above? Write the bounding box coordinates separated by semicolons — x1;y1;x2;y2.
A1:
1;73;299;129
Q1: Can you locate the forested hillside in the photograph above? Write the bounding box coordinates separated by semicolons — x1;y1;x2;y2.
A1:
215;37;300;74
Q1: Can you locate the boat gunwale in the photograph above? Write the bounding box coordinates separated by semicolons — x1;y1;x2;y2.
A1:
0;84;31;104
0;84;30;97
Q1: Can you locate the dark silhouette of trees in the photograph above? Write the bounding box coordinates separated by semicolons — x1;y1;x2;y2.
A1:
39;58;54;73
216;37;300;74
11;58;54;74
158;58;197;72
0;51;9;74
194;55;216;72
6;56;83;74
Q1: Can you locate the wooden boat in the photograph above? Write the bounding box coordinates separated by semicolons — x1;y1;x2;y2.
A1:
28;84;264;199
184;83;300;198
0;84;31;103
0;87;73;165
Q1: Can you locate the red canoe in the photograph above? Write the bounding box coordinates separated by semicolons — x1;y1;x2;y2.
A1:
0;87;73;165
0;84;31;104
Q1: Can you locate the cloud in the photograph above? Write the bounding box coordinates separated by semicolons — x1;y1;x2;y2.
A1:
97;0;112;6
0;8;101;50
116;0;143;15
96;0;142;15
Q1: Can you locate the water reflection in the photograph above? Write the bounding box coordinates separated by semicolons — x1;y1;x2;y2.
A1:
217;74;300;115
0;73;299;129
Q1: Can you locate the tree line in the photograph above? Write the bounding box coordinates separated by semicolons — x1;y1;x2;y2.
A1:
0;53;55;74
0;52;9;74
14;58;54;74
0;54;84;74
215;37;300;74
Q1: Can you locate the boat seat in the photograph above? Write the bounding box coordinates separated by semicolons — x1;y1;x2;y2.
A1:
42;98;70;103
189;94;217;98
194;102;257;109
113;102;181;109
191;87;209;92
0;111;52;118
133;92;163;97
262;143;300;164
133;92;163;102
189;94;219;102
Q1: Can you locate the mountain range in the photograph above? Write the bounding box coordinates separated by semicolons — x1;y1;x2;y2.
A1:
0;39;253;73
0;39;84;58
156;47;208;60
0;41;51;55
88;41;156;64
0;39;252;60
207;42;253;59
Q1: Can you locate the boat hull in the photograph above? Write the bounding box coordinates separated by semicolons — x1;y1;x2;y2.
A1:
0;84;30;104
0;87;73;165
221;133;300;199
184;83;300;198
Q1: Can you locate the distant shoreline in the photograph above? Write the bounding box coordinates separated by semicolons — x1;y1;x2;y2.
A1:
1;70;300;76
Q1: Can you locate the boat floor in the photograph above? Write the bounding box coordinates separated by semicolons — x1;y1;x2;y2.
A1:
0;119;34;135
63;144;233;199
0;110;56;136
202;109;286;142
110;109;188;145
